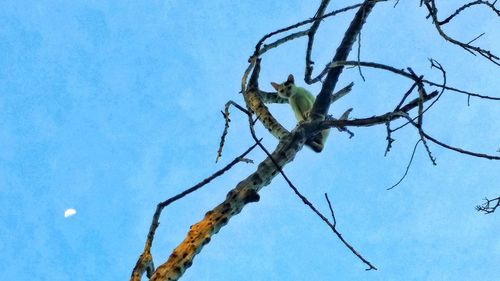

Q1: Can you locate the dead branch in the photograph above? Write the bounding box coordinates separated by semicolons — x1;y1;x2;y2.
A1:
253;2;370;58
328;60;500;100
397;113;500;160
305;0;331;83
130;142;260;281
215;101;251;162
387;140;422;190
311;0;378;120
476;196;500;214
422;0;500;65
437;0;499;25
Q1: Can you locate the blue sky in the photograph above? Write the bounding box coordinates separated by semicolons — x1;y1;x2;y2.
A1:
1;0;499;280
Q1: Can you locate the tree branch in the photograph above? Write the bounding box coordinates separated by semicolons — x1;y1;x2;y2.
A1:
131;142;260;281
311;0;378;119
305;0;331;83
476;196;500;214
422;0;500;65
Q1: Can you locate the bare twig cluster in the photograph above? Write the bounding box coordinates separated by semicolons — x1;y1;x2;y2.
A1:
476;196;500;214
421;0;500;65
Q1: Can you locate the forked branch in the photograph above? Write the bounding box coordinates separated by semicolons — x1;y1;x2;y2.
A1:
476;196;500;214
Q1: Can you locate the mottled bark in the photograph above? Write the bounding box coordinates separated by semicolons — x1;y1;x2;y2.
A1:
244;89;290;140
150;131;306;281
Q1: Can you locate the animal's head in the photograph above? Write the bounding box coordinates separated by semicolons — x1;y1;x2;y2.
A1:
271;74;295;98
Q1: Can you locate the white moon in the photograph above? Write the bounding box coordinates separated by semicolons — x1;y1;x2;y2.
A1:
64;208;77;218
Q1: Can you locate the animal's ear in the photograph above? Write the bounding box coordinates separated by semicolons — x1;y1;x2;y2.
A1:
287;74;295;84
271;82;280;91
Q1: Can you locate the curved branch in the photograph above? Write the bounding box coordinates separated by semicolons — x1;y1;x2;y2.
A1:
421;132;500;160
387;140;422;190
438;0;500;25
423;0;500;65
305;0;331;83
329;61;500;100
244;59;290;140
398;113;500;160
252;2;368;58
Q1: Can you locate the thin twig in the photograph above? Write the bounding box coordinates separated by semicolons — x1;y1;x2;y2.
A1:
398;113;500;160
253;2;370;58
439;0;500;25
466;32;485;45
384;121;394;156
356;28;366;81
305;0;331;83
216;101;251;162
394;77;422;111
409;68;437;165
392;59;447;132
324;193;337;227
387;140;422;190
423;132;500;160
326;61;500;100
259;30;309;56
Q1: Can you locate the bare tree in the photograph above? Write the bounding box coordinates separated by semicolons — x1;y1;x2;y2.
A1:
131;1;499;280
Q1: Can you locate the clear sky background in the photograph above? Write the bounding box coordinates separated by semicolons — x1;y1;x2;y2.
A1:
1;0;499;280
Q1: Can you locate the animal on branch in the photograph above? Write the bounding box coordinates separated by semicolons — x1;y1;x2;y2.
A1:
271;74;330;152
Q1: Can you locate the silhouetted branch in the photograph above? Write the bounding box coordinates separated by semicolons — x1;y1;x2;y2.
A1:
387;140;422;190
391;59;446;132
326;60;500;100
384;121;394;156
252;0;387;59
258;30;309;56
438;0;499;25
398;113;500;160
305;0;331;83
476;196;500;214
408;68;437;165
253;2;373;58
311;0;378;120
422;0;500;65
216;101;251;162
422;132;500;160
356;32;366;81
324;193;337;227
